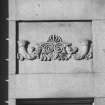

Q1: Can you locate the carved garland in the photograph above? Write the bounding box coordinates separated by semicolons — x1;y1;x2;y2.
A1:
17;35;93;61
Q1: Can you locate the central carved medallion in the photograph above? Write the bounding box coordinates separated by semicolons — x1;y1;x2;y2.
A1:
18;35;93;61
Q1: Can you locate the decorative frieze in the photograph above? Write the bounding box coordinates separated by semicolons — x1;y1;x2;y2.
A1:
17;35;92;61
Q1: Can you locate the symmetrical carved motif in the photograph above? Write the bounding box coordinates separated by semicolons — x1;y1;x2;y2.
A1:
17;35;93;61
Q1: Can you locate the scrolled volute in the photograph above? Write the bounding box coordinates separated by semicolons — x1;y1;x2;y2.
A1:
17;35;93;61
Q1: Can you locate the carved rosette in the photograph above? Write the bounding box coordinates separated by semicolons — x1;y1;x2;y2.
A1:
17;35;93;61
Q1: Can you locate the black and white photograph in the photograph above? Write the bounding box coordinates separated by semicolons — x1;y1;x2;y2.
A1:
1;0;105;105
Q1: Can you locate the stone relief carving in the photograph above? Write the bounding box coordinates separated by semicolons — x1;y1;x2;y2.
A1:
74;40;93;60
17;35;93;61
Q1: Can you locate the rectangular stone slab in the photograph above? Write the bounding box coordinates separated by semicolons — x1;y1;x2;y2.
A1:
18;22;92;74
94;73;105;97
9;0;105;20
93;21;105;73
15;0;92;20
92;0;105;19
9;74;94;98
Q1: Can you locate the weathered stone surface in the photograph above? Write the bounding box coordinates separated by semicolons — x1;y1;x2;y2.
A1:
9;74;94;98
92;0;105;19
18;22;92;74
9;0;105;20
94;73;105;97
9;21;16;74
15;0;92;20
93;21;105;73
94;98;105;105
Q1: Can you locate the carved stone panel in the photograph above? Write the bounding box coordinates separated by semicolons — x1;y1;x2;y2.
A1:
18;22;93;74
18;35;92;61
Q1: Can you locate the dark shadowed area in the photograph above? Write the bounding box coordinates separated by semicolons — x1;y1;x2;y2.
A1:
0;0;8;105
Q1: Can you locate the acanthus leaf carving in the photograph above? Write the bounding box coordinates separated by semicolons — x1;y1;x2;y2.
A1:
17;35;93;61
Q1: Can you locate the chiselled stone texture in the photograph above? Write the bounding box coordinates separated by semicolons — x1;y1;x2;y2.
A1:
18;22;92;74
18;35;92;61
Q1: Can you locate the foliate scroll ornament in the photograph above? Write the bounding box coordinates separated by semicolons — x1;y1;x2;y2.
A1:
73;40;93;60
17;35;93;61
